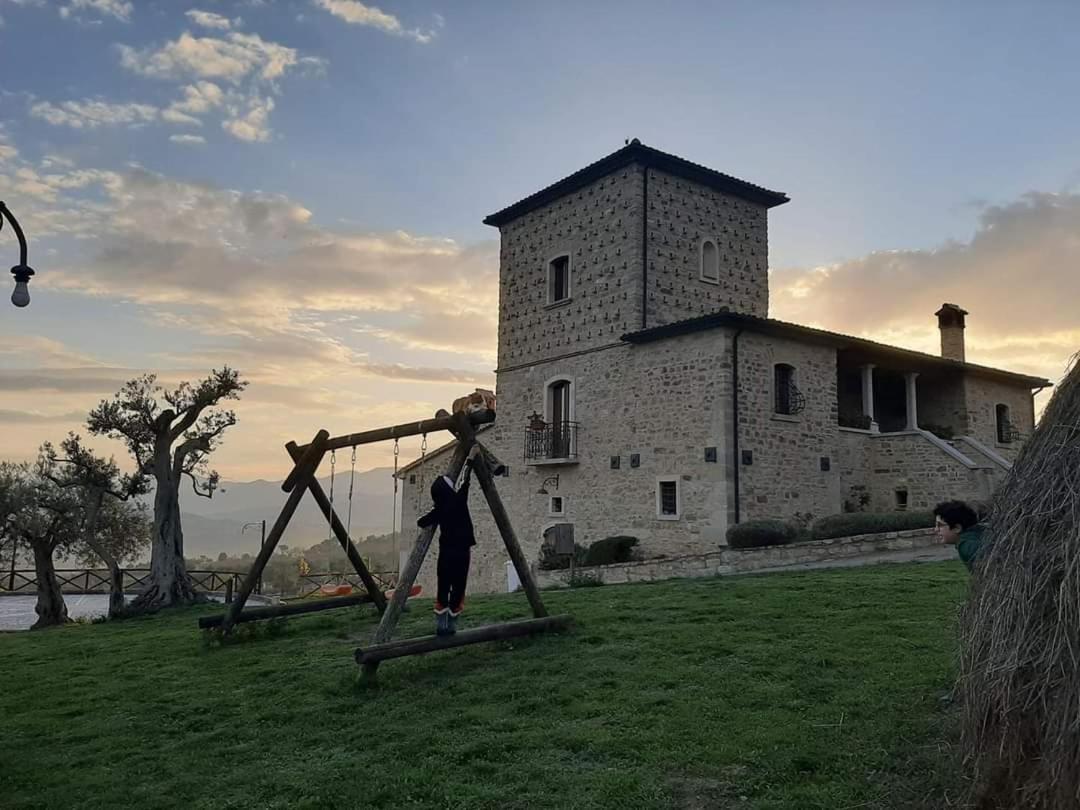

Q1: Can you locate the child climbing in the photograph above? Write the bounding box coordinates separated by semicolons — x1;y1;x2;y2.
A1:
417;445;479;636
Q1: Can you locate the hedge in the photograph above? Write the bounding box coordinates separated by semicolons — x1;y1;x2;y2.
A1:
583;535;640;566
727;519;799;549
810;510;935;541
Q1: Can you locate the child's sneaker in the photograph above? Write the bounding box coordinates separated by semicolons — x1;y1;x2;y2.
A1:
435;611;450;636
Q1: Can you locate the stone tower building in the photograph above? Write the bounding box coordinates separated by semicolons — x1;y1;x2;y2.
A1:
397;141;1049;596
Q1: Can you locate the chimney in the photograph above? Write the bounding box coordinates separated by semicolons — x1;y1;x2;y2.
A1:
935;303;968;362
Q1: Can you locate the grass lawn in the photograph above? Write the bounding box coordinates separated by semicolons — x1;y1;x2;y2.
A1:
1;561;969;809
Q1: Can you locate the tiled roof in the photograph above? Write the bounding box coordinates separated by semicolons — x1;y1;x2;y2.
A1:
483;139;789;227
622;311;1053;388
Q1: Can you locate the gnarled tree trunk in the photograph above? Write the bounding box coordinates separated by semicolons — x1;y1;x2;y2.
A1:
30;541;68;630
130;450;199;611
82;493;126;619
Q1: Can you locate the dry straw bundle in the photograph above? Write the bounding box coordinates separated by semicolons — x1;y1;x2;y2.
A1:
960;353;1080;809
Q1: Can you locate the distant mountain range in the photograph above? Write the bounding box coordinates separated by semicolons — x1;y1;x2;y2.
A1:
155;467;401;558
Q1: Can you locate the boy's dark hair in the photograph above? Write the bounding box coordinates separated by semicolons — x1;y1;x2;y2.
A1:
934;500;978;531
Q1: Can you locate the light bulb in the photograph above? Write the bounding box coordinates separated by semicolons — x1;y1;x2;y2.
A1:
11;280;29;307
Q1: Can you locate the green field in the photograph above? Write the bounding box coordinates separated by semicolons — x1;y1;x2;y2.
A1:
0;562;968;809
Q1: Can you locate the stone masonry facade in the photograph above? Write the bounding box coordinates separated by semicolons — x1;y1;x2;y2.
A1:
396;143;1046;597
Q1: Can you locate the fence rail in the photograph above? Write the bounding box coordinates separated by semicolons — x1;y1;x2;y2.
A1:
0;568;246;596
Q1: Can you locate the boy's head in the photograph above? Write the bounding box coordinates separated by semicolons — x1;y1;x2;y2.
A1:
933;500;978;544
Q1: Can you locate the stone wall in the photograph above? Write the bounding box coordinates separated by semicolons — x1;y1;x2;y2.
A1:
865;431;992;510
962;376;1036;462
736;333;841;522
536;528;944;589
917;375;968;434
495;166;645;370
645;168;769;326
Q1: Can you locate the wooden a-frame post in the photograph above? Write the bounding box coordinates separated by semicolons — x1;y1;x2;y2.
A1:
219;430;329;635
284;441;387;613
360;412;552;678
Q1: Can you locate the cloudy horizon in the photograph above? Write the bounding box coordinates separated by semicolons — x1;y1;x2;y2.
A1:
1;0;1076;481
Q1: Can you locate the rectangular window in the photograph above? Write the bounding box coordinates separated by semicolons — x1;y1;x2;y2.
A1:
549;255;570;303
656;478;679;520
550;496;564;515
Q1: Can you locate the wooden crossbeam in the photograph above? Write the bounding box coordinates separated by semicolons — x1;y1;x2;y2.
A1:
294;409;495;455
353;615;573;666
198;592;374;629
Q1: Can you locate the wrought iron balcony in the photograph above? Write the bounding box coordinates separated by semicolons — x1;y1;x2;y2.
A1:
775;380;806;416
524;420;579;463
998;420;1022;444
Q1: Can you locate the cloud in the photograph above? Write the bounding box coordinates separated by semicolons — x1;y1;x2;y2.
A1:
20;163;498;358
59;0;132;22
118;31;310;85
30;98;158;129
169;134;206;145
185;9;232;30
117;30;322;142
222;95;273;142
312;0;437;43
162;80;226;126
0;409;91;424
770;191;1080;383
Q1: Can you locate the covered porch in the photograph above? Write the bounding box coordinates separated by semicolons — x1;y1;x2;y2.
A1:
836;349;965;437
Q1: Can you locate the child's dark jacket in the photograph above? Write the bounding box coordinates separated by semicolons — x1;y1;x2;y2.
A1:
417;469;476;549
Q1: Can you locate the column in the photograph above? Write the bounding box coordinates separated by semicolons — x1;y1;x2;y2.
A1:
905;371;919;431
860;364;878;433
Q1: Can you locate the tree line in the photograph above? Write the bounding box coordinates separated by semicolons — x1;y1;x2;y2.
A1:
2;367;246;628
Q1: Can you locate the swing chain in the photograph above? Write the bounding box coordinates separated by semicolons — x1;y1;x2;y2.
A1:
326;449;336;544
346;445;357;540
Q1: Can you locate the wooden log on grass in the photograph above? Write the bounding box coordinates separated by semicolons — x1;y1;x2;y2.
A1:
353;614;573;665
199;592;373;629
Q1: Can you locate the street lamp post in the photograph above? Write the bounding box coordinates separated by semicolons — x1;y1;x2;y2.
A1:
242;520;266;594
0;202;35;308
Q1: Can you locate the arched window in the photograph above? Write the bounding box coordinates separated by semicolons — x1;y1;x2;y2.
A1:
996;403;1014;443
700;239;719;283
534;377;575;460
774;363;805;415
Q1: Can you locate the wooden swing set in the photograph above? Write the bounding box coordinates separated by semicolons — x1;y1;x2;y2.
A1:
201;409;572;678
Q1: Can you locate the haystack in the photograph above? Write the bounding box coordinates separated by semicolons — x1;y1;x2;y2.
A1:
960;353;1080;809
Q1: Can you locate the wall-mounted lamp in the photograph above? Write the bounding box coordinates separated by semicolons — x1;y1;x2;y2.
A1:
537;475;560;495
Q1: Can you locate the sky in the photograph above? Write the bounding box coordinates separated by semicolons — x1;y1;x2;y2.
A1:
1;0;1078;482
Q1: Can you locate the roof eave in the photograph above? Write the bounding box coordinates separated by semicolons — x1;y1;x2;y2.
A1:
483;142;789;228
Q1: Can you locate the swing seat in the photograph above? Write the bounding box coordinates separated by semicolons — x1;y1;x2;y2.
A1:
320;584;354;596
383;584;423;601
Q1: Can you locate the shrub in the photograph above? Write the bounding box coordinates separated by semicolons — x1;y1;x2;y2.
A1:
537;539;587;571
810;510;935;540
583;535;639;567
567;571;604;588
727;519;798;549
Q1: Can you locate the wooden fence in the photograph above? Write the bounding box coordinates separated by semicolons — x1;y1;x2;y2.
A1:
0;568;246;596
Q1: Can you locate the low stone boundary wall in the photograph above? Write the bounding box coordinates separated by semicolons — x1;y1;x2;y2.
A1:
535;528;940;588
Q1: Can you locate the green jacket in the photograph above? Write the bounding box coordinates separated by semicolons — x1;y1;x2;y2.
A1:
956;524;987;571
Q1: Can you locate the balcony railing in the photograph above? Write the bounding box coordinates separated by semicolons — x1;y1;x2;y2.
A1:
775;381;806;416
998;420;1022;444
524;420;579;463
